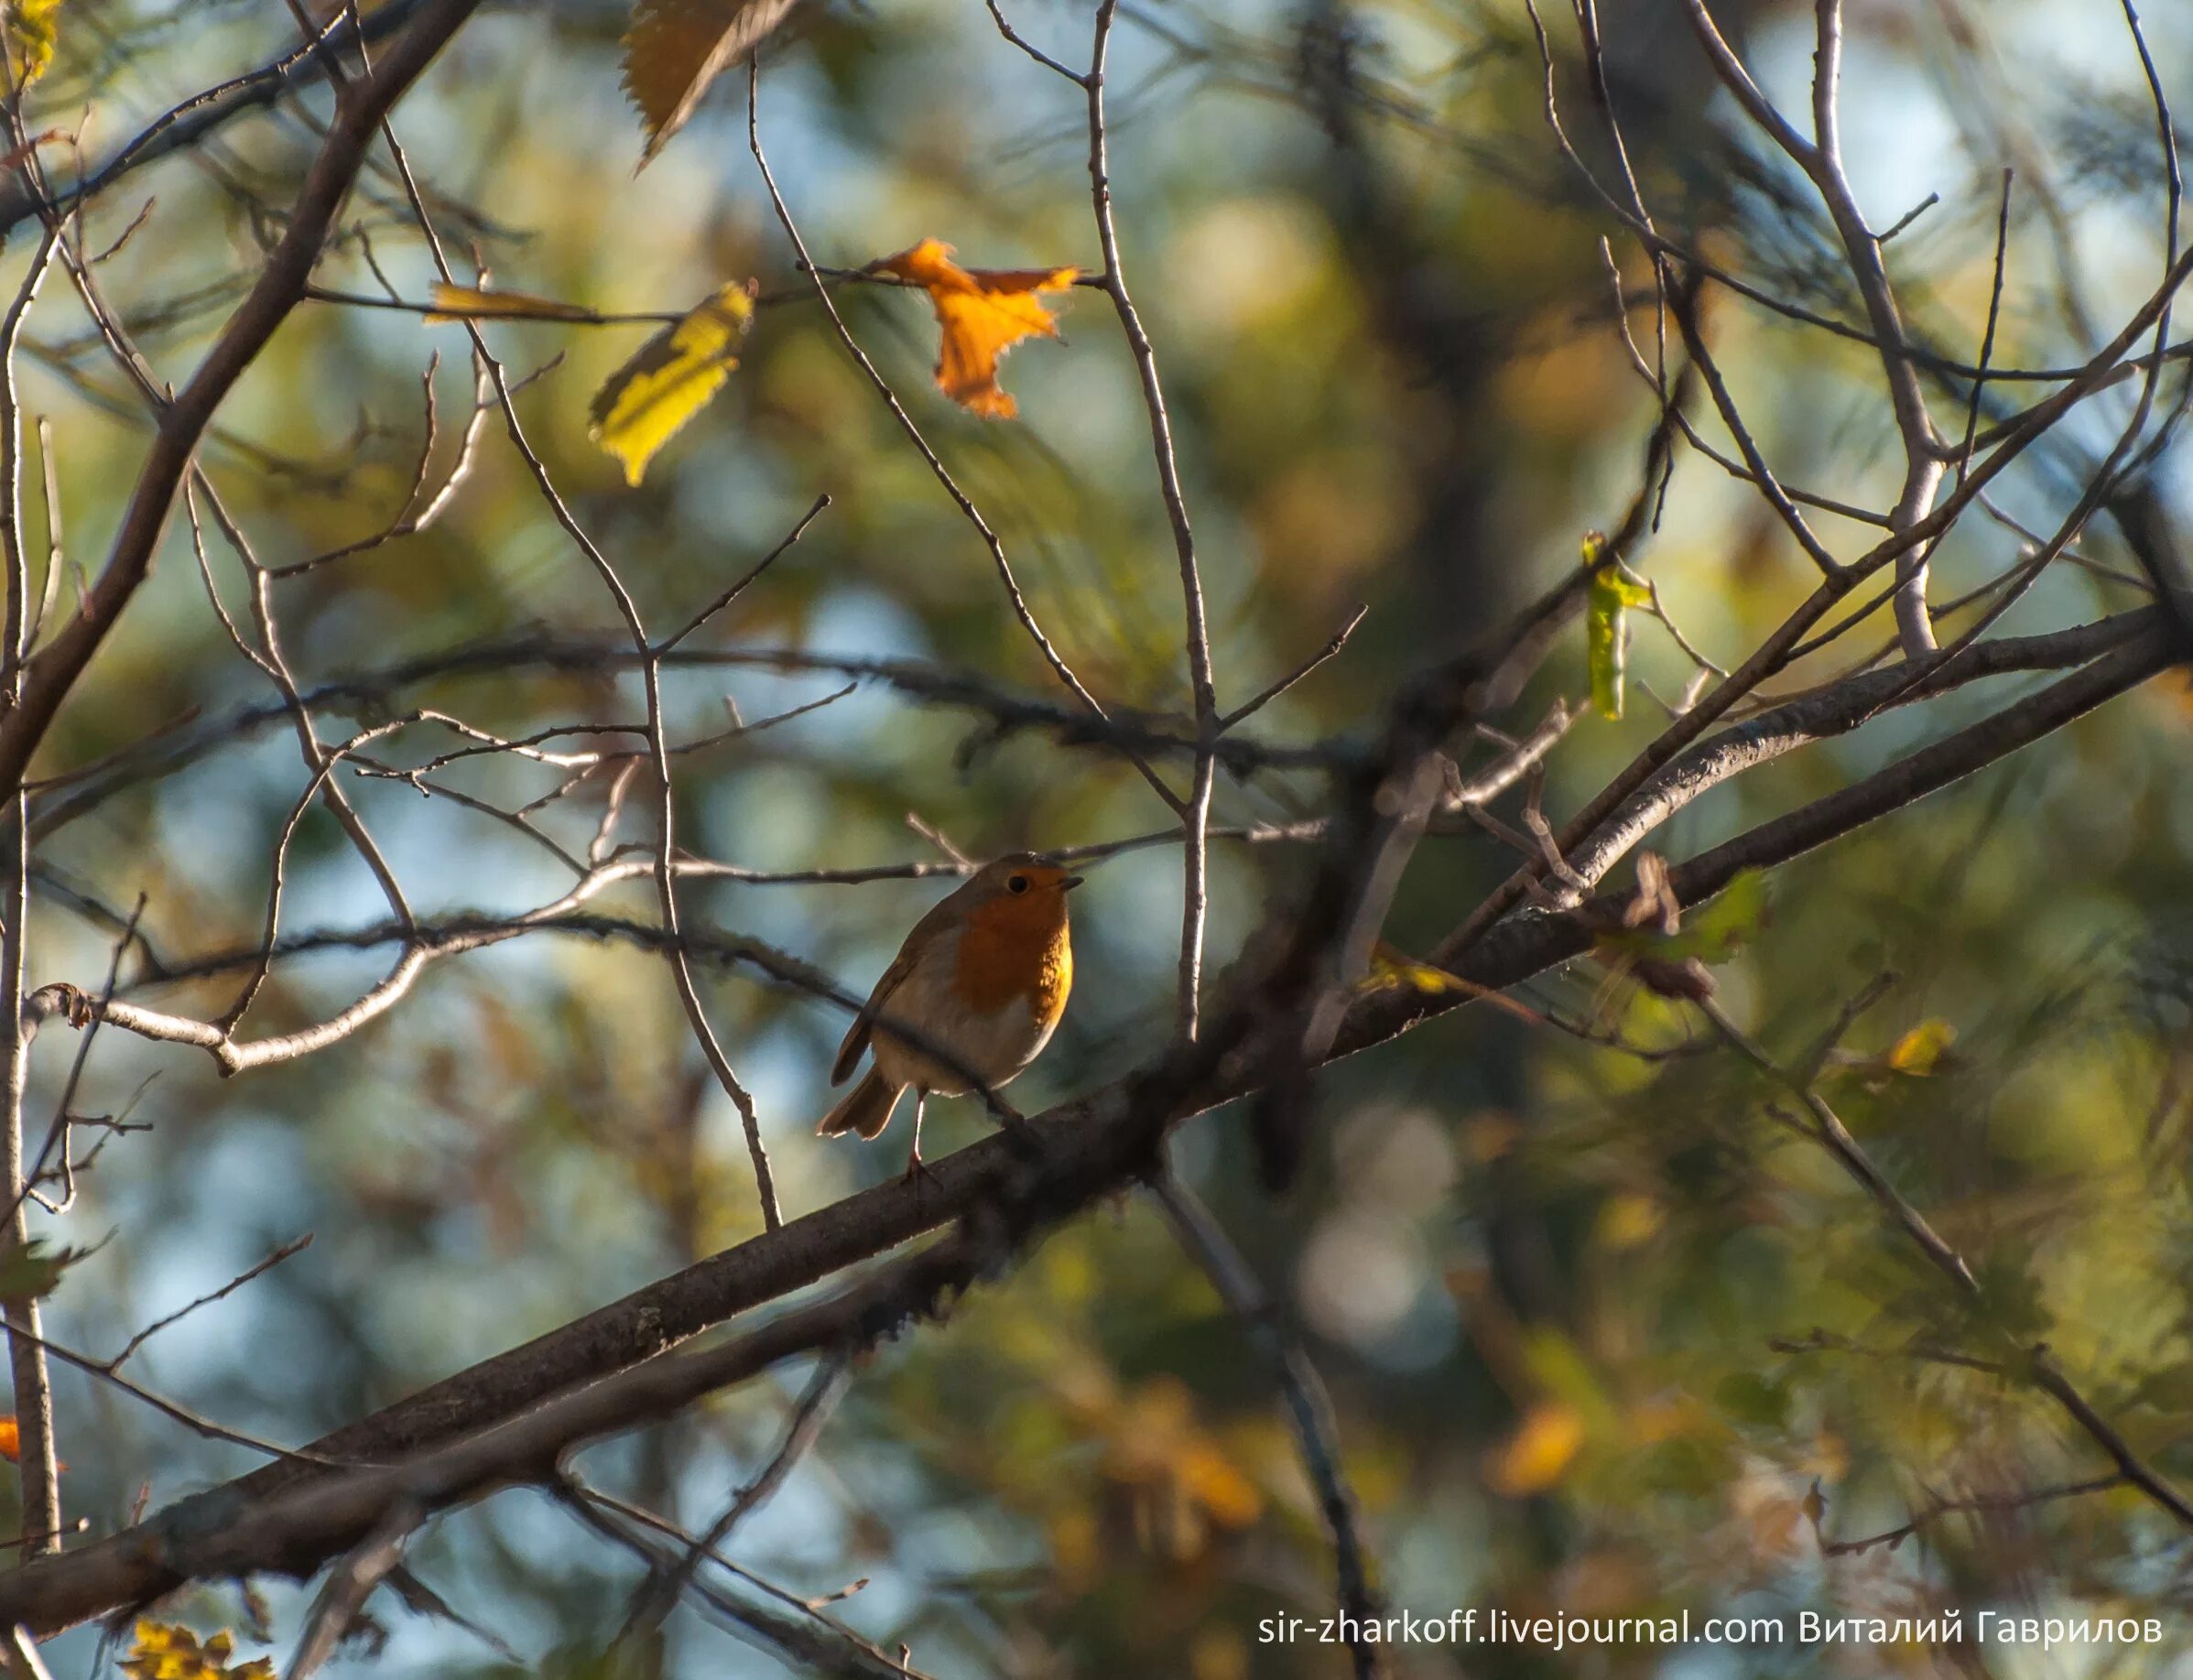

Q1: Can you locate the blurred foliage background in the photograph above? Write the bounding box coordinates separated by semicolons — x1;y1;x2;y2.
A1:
17;0;2193;1673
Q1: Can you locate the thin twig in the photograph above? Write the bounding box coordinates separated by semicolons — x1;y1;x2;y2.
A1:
1087;0;1220;1039
1701;997;2193;1531
1155;1176;1384;1680
744;60;1182;822
619;1353;850;1638
109;1234;312;1371
1221;605;1367;731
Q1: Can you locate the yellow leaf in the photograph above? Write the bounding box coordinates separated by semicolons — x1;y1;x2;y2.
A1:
1362;940;1544;1027
1178;1440;1264;1531
1594;1191;1664;1251
425;282;603;325
1485;1402;1585;1497
1048;1505;1101;1589
1363;941;1468;996
122;1621;273;1680
1189;1627;1251;1680
1096;1376;1264;1548
0;1414;15;1461
1584;533;1653;722
873;237;1078;419
623;0;799;167
5;0;62;88
587;282;755;486
1886;1019;1957;1077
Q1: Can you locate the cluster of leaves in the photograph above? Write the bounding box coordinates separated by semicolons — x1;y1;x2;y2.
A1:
121;1623;273;1680
2;0;63;89
429;240;1076;484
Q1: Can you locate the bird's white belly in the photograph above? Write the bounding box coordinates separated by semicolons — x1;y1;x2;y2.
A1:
868;939;1057;1095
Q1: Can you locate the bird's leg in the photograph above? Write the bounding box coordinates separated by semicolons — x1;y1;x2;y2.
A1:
903;1089;932;1186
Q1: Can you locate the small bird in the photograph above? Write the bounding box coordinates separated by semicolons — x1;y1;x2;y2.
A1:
816;853;1081;1178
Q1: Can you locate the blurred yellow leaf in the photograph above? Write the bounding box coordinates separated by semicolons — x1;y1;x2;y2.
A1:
1362;941;1544;1026
1584;533;1653;721
1486;1402;1585;1497
1595;1191;1664;1251
1886;1018;1958;1077
1176;1439;1263;1530
1364;941;1468;995
588;282;755;485
873;237;1077;419
1048;1505;1101;1590
122;1621;275;1680
1460;1113;1521;1164
1091;1375;1263;1555
5;0;62;87
623;0;798;166
425;282;603;324
1189;1626;1251;1680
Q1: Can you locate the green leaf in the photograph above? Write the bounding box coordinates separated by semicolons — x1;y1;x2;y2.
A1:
0;1236;84;1306
587;282;755;486
1665;870;1768;962
1585;540;1652;721
1713;1371;1790;1429
1601;871;1769;966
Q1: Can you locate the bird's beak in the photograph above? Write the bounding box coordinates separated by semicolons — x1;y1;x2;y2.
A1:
1062;874;1086;890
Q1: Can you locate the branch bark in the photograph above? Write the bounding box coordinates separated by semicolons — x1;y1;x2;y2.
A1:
0;612;2172;1631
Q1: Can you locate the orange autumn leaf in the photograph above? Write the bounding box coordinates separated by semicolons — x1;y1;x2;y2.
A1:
873;238;1077;419
0;1414;61;1470
1485;1401;1585;1497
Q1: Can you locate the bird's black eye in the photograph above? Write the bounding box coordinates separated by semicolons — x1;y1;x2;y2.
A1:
1007;874;1029;894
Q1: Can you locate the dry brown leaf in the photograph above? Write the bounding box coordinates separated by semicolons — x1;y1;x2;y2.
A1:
873;237;1078;419
623;0;799;168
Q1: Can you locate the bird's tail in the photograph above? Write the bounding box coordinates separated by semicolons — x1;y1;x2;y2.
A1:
815;1069;902;1140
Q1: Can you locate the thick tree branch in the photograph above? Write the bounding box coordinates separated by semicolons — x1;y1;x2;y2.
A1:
1557;611;2157;895
0;612;2172;1632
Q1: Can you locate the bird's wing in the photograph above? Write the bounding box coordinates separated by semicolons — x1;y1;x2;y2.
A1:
829;891;965;1085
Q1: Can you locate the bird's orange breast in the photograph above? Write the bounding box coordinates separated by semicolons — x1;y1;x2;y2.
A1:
954;901;1073;1025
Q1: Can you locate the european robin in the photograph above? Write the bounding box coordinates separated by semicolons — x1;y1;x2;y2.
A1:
815;853;1082;1178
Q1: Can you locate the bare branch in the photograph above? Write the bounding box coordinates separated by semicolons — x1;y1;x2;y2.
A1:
1155;1178;1384;1680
